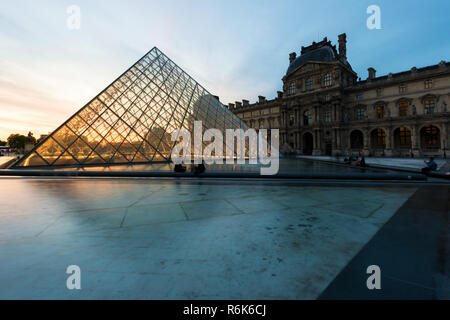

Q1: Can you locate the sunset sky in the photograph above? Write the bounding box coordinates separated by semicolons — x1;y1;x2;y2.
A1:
0;0;449;140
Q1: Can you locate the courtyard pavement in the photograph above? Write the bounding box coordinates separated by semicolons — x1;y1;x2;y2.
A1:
320;186;449;299
0;178;417;299
0;156;15;168
298;155;449;172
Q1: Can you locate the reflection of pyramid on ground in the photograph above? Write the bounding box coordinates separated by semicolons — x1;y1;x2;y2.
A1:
14;47;248;168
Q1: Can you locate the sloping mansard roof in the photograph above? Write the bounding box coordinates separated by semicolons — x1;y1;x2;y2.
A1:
286;45;338;75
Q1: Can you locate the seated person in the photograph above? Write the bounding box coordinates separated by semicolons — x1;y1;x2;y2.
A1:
421;157;438;174
344;154;353;164
193;161;206;175
359;156;367;167
350;157;360;166
174;163;187;173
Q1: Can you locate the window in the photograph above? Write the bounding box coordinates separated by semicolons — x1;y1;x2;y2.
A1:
355;93;363;101
376;105;385;119
399;102;408;116
324;109;331;122
289;113;295;126
288;82;295;95
350;130;364;149
303;110;312;126
356;108;365;120
305;78;312;91
373;129;386;147
324;73;332;87
376;88;383;97
424;100;435;114
424;79;433;89
421;125;440;148
399;84;406;94
398;127;411;146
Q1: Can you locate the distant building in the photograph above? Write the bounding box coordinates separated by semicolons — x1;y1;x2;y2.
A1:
24;132;36;153
230;34;450;157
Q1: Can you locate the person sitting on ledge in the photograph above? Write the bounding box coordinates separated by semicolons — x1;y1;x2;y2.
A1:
350;157;360;166
193;161;206;175
174;163;187;173
344;154;354;164
359;156;367;168
421;157;438;174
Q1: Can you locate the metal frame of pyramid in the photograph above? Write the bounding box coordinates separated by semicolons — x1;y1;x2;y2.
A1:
13;47;248;168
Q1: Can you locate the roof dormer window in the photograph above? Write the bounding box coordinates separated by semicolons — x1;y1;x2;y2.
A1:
305;78;312;91
324;73;332;87
288;82;295;95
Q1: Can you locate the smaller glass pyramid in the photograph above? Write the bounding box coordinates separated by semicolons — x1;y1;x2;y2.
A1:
14;47;248;168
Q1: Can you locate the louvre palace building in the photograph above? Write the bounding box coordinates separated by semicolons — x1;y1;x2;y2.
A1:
230;34;450;157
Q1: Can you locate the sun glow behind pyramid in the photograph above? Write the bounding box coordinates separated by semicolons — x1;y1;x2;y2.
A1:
14;47;248;168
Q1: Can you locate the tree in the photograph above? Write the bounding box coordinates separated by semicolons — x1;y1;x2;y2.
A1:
0;140;6;146
7;134;28;151
26;132;37;145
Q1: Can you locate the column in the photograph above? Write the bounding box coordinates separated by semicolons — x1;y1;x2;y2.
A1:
363;128;370;156
385;127;393;156
412;124;420;157
313;129;321;155
441;123;447;158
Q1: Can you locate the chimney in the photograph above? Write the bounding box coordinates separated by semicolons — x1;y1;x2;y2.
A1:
338;33;347;59
277;91;283;99
242;99;249;106
289;52;297;64
228;103;235;109
213;95;220;101
368;67;376;80
235;101;242;108
258;96;266;103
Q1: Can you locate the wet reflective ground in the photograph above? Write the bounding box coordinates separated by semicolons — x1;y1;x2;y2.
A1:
27;158;389;174
0;177;417;299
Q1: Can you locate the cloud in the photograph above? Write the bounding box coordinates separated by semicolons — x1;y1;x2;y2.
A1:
0;0;448;140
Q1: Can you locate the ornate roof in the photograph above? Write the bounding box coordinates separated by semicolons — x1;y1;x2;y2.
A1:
286;45;338;76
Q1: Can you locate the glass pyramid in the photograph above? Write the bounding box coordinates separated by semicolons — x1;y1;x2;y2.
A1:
14;47;248;168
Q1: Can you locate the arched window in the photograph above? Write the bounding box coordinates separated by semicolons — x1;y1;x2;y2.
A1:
394;127;411;148
398;102;408;116
424;99;436;114
303;110;312;126
421;125;440;149
302;132;313;155
376;104;385;119
350;130;364;149
371;129;386;148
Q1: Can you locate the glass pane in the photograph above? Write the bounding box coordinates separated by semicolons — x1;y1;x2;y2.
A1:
52;151;78;166
18;152;48;167
52;125;78;149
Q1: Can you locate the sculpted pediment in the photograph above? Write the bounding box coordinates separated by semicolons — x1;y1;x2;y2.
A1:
284;61;338;80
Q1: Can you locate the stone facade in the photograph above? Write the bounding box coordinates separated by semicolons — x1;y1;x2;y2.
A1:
230;34;450;157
